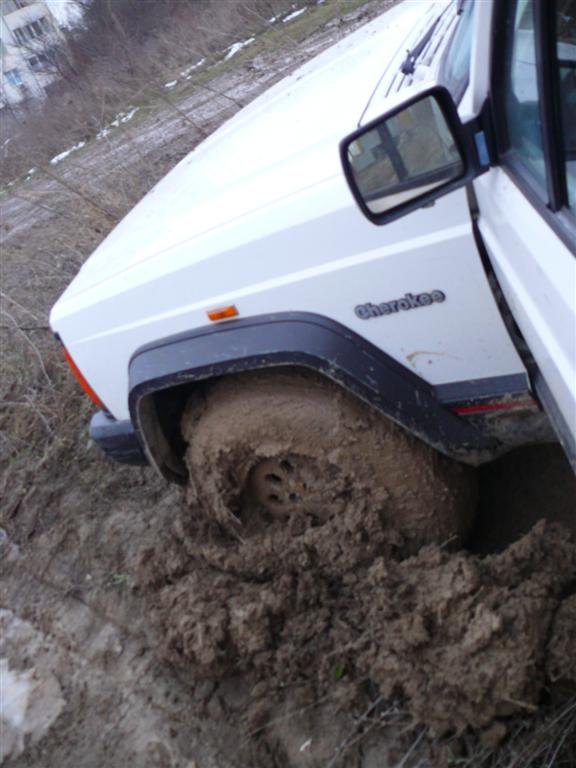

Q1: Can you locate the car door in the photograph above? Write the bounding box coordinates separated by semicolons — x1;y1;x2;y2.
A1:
472;0;576;460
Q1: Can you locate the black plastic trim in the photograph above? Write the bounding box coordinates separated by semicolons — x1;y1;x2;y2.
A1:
129;312;501;480
90;410;148;466
400;15;442;75
534;0;564;212
435;373;531;405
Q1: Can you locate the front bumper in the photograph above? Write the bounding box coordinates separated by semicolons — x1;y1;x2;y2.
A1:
90;410;148;466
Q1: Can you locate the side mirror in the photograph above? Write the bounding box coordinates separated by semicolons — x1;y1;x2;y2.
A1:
340;86;488;225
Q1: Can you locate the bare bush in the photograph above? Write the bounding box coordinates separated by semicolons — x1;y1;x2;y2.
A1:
0;0;302;182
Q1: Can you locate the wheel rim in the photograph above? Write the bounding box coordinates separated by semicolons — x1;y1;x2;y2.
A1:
245;454;343;526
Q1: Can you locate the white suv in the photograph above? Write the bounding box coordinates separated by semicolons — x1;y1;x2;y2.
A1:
50;0;575;542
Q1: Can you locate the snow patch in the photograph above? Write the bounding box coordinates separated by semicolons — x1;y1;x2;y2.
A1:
120;107;139;124
0;656;65;764
0;660;31;731
181;58;206;78
49;141;86;165
96;107;140;140
224;37;255;61
0;528;20;560
283;7;307;22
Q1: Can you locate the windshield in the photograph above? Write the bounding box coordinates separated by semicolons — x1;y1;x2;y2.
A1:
442;0;475;102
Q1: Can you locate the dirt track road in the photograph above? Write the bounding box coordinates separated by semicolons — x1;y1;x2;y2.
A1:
1;1;575;765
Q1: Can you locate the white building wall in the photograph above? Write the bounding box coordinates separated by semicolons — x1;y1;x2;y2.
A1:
0;0;61;108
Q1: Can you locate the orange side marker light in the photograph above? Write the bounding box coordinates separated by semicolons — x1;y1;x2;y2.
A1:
207;305;239;322
61;345;104;409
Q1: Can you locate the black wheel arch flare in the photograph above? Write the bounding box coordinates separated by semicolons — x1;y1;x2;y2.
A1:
128;312;501;482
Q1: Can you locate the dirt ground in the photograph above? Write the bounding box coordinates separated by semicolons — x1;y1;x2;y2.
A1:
1;2;576;766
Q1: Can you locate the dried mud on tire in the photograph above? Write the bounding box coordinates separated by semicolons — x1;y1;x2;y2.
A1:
181;370;477;554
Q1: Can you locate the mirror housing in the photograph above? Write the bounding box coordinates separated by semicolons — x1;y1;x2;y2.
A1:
340;86;490;225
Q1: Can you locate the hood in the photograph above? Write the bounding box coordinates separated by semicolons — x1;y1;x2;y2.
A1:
53;0;448;308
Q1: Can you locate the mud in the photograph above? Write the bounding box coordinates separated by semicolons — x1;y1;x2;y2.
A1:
138;371;576;753
182;370;477;554
2;0;576;761
547;595;576;688
142;484;576;742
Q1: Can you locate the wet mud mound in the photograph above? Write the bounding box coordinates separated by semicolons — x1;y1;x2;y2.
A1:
356;525;576;735
140;505;576;741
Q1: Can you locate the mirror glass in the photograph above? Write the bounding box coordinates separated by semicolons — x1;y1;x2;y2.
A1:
346;95;464;215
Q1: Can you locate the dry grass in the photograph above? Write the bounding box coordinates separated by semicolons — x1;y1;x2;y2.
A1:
437;695;576;768
0;0;384;184
0;215;95;498
0;0;297;181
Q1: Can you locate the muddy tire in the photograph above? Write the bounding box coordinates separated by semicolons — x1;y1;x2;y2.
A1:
181;370;476;551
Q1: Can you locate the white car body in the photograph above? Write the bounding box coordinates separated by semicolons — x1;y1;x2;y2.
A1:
50;0;576;474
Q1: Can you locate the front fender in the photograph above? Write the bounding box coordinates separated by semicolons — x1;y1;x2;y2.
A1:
128;312;498;481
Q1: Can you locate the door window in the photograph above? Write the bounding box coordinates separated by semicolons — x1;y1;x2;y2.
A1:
498;0;576;237
503;0;547;188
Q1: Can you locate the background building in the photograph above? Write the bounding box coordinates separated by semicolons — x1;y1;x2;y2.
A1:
1;0;61;109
